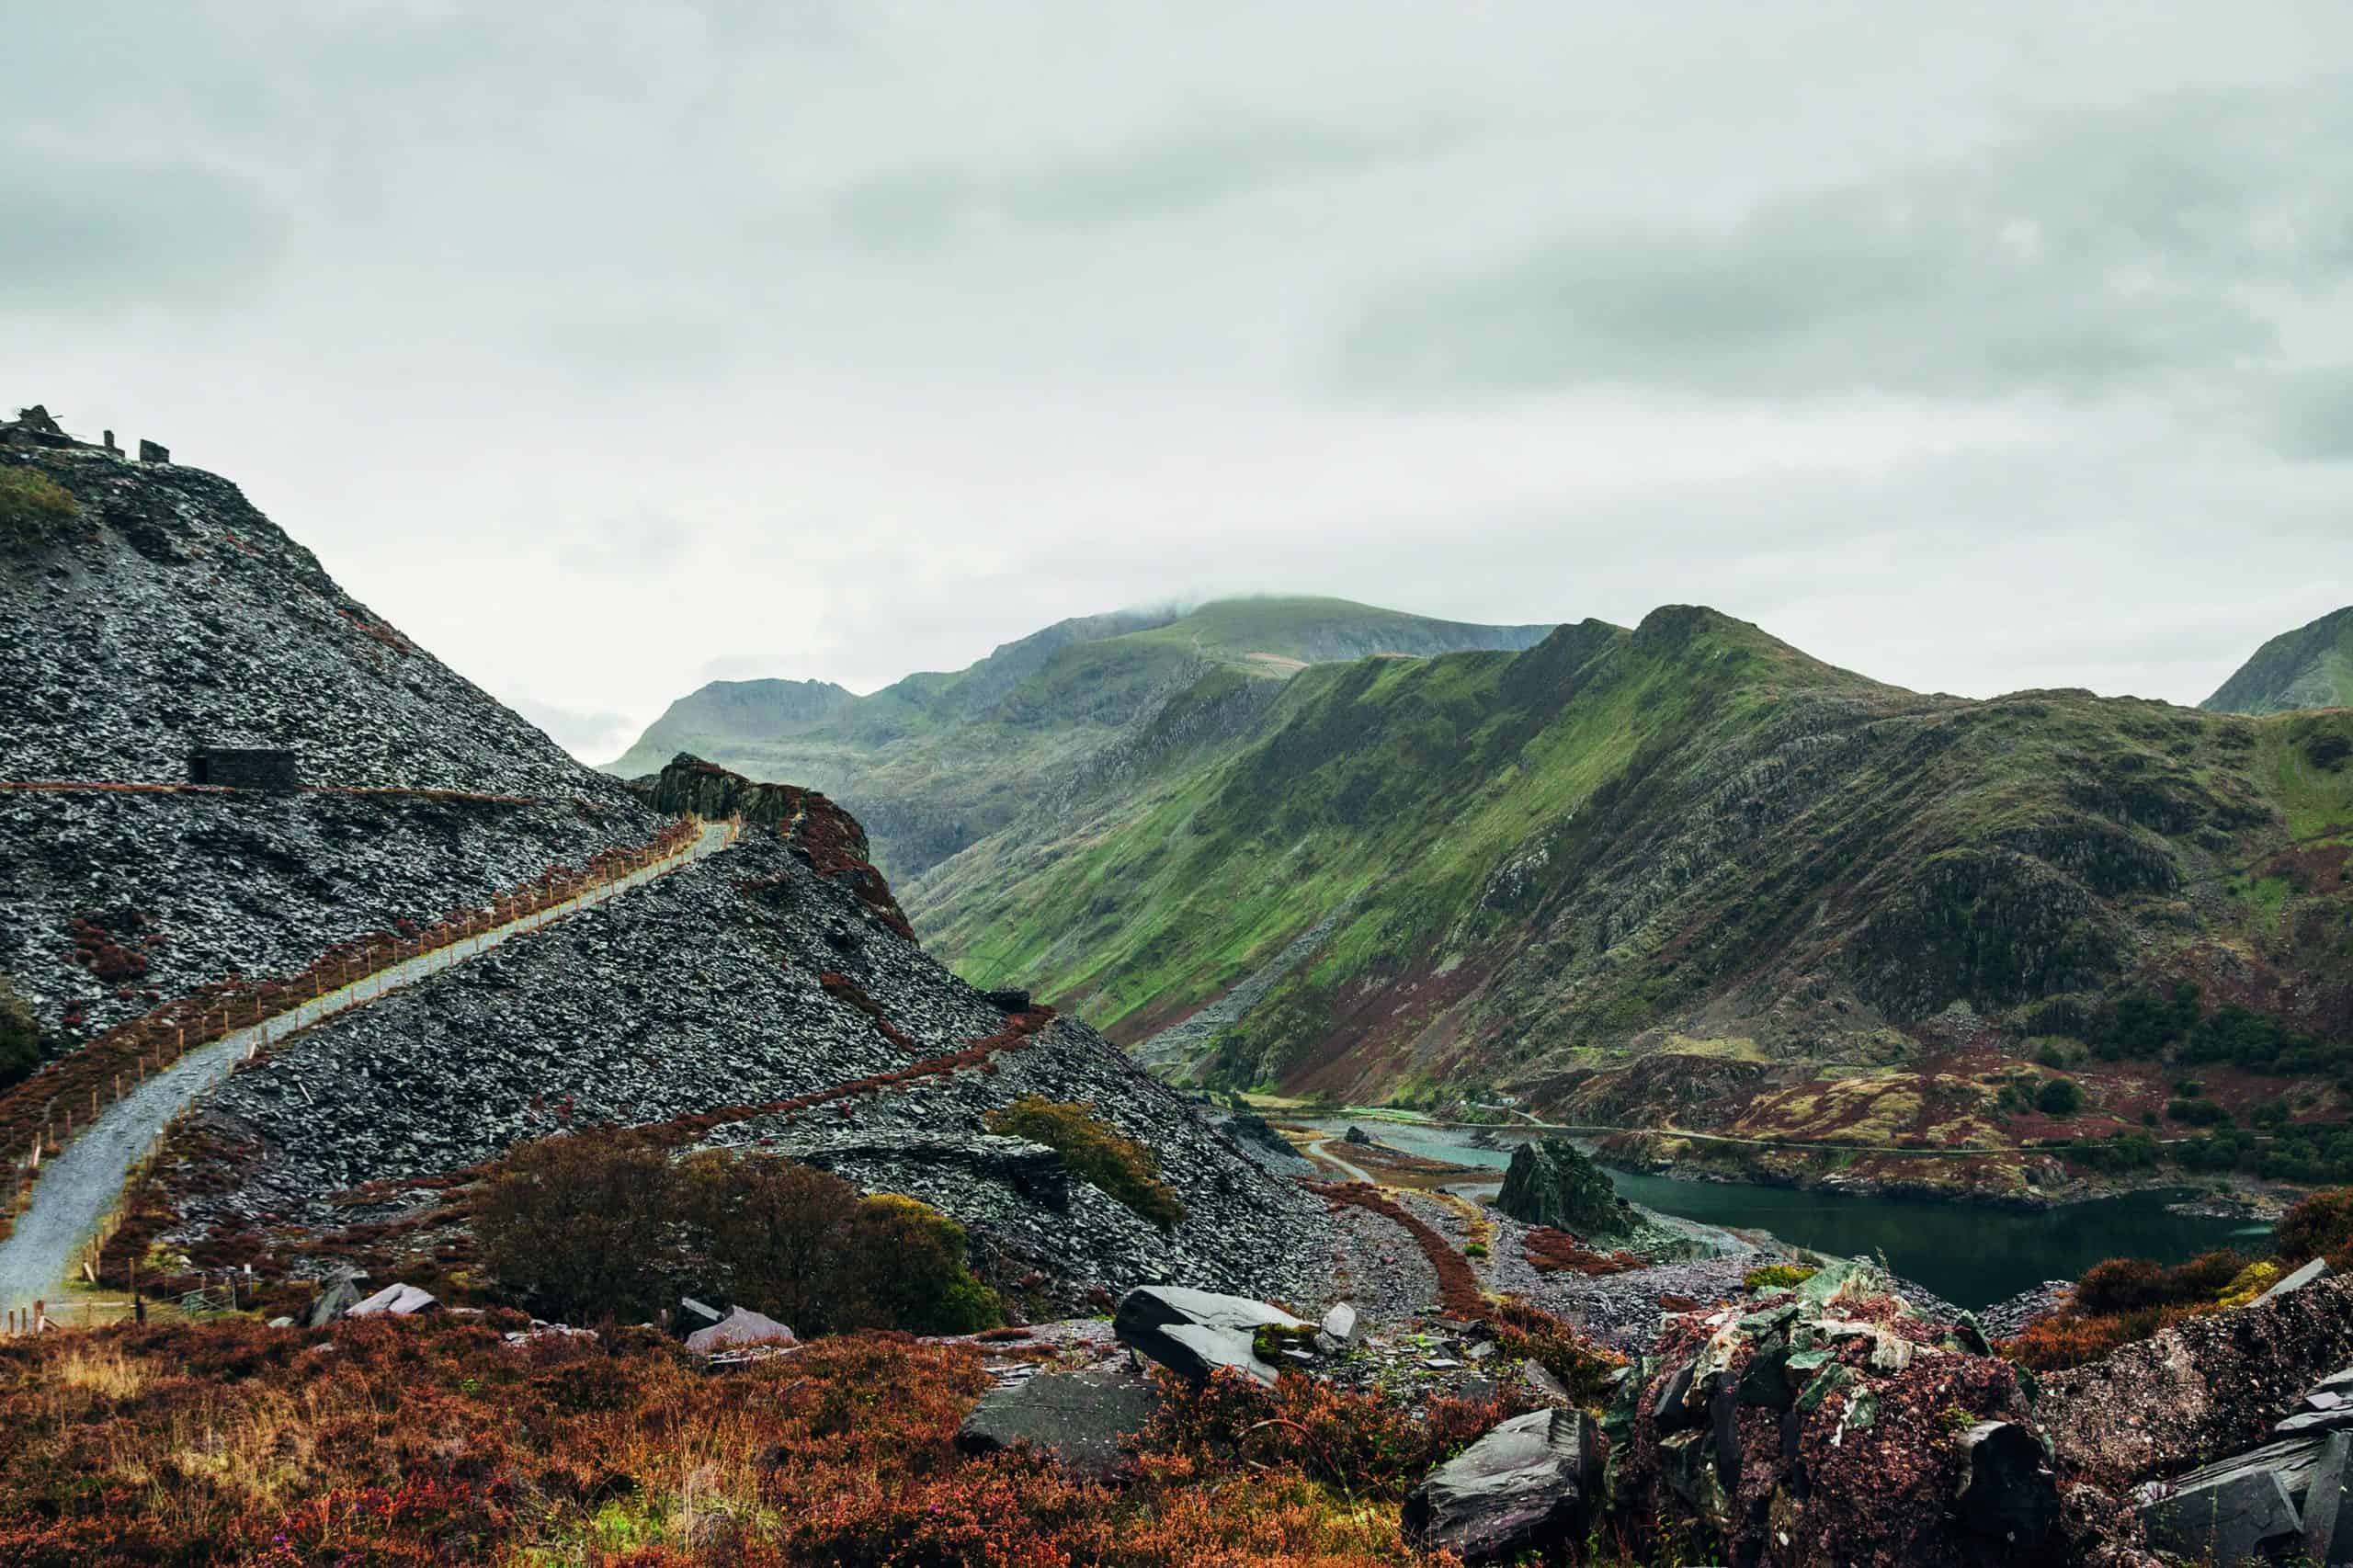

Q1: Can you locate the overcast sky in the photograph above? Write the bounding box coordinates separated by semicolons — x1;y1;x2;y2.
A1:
9;3;2351;759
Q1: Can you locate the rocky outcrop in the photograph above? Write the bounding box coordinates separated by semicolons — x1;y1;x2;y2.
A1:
1495;1137;1637;1237
644;754;913;937
2040;1275;2353;1483
1600;1259;2060;1566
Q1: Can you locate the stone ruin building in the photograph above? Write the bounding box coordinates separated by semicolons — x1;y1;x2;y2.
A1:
188;748;301;792
3;405;169;464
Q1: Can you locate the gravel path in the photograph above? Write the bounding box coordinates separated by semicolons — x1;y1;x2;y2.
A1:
0;820;736;1317
1323;1202;1440;1324
1304;1137;1377;1186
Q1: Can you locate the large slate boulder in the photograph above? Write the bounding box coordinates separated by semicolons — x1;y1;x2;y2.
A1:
1953;1421;2059;1545
305;1275;364;1328
2140;1462;2302;1562
2134;1430;2353;1565
1401;1406;1602;1564
1113;1285;1302;1388
1495;1137;1636;1236
954;1363;1161;1477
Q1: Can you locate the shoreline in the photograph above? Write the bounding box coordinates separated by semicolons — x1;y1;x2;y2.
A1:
1273;1104;2296;1221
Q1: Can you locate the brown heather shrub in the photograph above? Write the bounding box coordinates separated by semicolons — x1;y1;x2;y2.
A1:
477;1130;999;1335
2277;1186;2353;1270
0;975;37;1090
985;1094;1187;1231
0;1317;1461;1566
475;1130;681;1322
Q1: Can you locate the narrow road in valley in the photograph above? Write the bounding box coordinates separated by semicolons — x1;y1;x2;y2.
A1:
1303;1137;1377;1186
0;818;738;1319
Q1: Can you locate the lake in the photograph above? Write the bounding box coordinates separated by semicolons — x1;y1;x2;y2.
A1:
1300;1117;2268;1310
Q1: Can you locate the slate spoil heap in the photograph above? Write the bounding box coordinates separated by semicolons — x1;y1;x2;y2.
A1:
0;425;650;1048
3;429;1329;1315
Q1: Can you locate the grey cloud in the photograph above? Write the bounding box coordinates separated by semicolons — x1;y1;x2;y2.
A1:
1329;93;2347;403
2265;369;2353;460
510;698;636;759
554;508;690;577
817;109;1477;255
0;142;285;312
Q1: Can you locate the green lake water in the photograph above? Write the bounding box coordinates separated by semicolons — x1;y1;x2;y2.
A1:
1302;1118;2267;1310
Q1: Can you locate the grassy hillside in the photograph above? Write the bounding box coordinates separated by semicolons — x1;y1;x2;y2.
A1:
909;606;2353;1198
604;597;1555;878
2204;606;2353;715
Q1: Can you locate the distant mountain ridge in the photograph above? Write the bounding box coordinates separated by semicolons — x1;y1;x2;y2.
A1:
906;600;2353;1201
2203;606;2353;715
604;596;1557;877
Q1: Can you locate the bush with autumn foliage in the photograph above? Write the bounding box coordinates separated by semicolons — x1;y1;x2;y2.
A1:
0;1312;1529;1567
2002;1187;2353;1372
476;1130;997;1334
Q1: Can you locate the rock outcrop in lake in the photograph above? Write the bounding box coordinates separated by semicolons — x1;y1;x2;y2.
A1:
1495;1136;1638;1237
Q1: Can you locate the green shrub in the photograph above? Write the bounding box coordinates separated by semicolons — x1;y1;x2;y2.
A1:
2036;1077;2084;1117
0;467;76;542
2033;1043;2068;1069
986;1094;1187;1230
481;1133;1000;1335
1744;1263;1819;1291
837;1194;1000;1335
0;977;40;1090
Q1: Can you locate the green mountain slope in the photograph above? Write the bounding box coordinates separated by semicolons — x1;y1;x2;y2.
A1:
604;597;1555;877
2203;606;2353;715
907;606;2353;1196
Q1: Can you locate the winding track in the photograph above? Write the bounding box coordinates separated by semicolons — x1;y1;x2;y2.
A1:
0;819;738;1318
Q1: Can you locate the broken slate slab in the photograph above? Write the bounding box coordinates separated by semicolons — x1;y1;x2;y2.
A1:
954;1362;1160;1478
686;1306;795;1354
346;1282;437;1319
1321;1301;1357;1343
1113;1285;1303;1389
2261;1257;2334;1303
1401;1407;1602;1565
305;1275;364;1327
2139;1460;2303;1564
